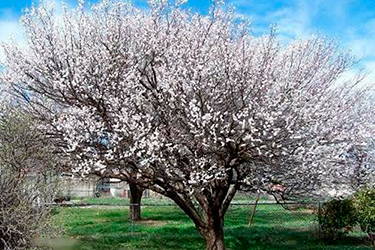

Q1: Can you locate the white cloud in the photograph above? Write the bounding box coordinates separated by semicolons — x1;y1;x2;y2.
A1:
361;61;375;86
0;0;80;63
231;0;320;46
0;19;24;43
231;0;375;84
0;8;25;62
345;18;375;58
344;18;375;84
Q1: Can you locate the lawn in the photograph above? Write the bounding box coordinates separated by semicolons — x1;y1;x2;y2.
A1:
50;204;372;250
69;193;268;206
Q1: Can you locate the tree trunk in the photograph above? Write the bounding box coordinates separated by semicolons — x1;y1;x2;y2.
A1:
249;191;260;227
129;183;143;221
201;225;225;250
161;182;239;250
198;212;225;250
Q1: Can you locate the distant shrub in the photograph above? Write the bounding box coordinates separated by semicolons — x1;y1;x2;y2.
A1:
0;107;58;249
318;198;357;240
0;168;51;249
354;188;375;245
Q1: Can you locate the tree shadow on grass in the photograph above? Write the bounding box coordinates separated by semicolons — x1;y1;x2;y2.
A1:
141;206;192;223
61;207;201;250
69;225;204;250
225;225;372;250
66;223;372;250
57;207;371;250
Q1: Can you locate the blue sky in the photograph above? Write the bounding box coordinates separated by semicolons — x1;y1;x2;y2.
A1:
1;0;375;81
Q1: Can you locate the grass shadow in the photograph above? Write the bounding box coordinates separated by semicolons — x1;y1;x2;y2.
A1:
52;206;372;250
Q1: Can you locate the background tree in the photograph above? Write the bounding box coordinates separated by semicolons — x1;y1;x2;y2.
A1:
2;1;374;249
0;104;58;249
341;141;375;191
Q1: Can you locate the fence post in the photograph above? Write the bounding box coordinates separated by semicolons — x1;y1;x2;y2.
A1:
318;201;321;238
248;191;261;227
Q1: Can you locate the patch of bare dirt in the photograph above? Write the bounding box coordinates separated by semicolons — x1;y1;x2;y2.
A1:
137;219;166;226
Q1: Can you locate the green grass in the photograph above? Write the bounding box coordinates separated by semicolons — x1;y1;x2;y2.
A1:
50;205;372;250
71;197;176;206
71;194;271;206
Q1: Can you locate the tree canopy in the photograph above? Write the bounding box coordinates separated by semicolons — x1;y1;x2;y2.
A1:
1;1;374;249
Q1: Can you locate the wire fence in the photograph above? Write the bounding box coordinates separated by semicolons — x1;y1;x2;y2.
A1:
228;202;321;234
53;199;322;230
70;201;323;239
47;198;372;249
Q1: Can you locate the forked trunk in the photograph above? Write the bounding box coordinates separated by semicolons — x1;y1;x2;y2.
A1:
129;182;143;221
164;182;240;250
203;227;225;250
198;214;225;250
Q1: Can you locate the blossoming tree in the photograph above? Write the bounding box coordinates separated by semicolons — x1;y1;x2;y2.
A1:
2;1;374;249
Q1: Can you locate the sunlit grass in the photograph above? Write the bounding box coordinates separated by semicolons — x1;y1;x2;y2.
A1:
51;204;371;250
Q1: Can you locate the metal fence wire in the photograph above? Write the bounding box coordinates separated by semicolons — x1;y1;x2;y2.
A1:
50;199;371;249
58;200;322;231
228;202;320;232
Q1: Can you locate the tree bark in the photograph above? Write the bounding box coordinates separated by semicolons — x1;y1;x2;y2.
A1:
156;182;239;250
200;224;225;250
197;211;226;250
129;182;143;221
